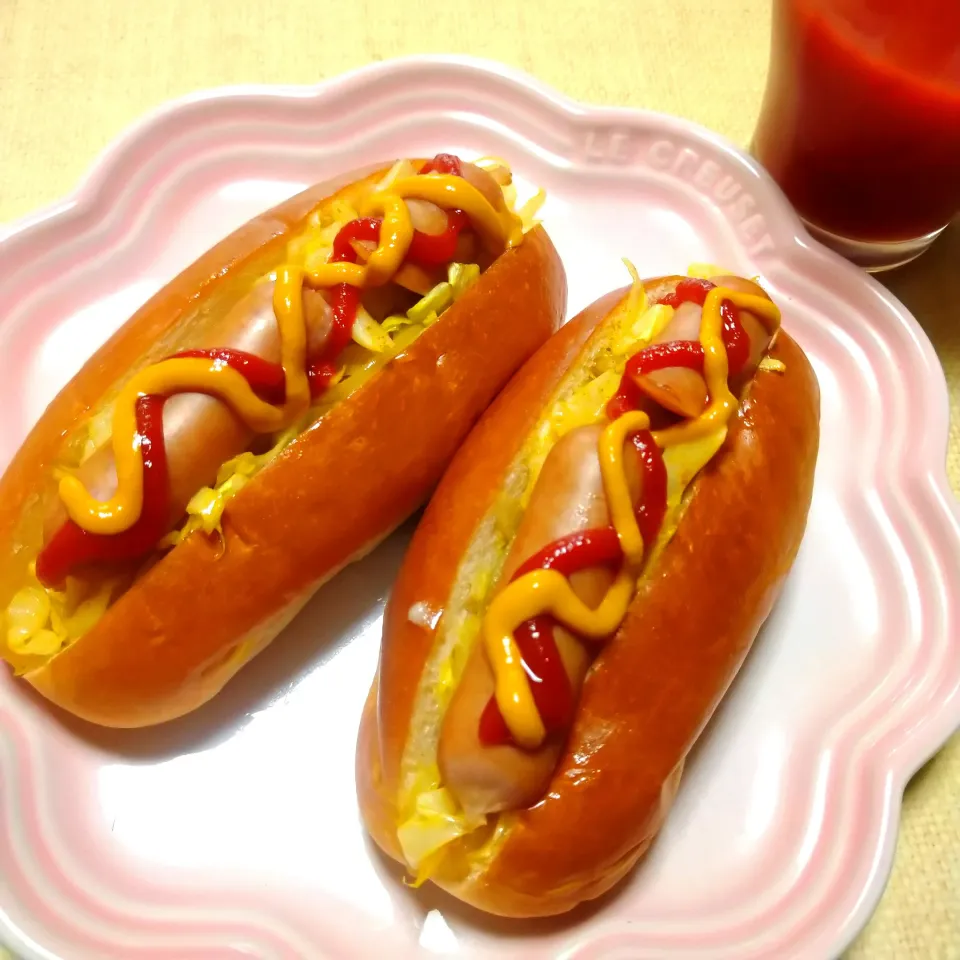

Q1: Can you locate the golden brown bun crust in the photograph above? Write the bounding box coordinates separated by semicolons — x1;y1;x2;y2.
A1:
7;183;565;726
358;278;820;917
356;680;406;863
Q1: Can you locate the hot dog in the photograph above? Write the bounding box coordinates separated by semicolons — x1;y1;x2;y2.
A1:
0;154;565;727
357;266;819;916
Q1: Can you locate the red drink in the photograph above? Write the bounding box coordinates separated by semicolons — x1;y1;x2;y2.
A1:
753;0;960;270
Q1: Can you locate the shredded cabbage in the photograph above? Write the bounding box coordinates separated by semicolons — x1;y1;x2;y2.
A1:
551;369;621;436
327;198;360;227
375;159;417;192
396;787;485;875
516;189;546;233
5;586;51;654
473;155;512;176
5;573;119;661
171;421;306;546
180;475;249;540
621;259;647;324
380;314;410;334
351;306;395;353
759;357;786;373
382;262;482;337
687;261;731;279
407;282;454;325
81;404;115;464
448;262;480;298
633;304;674;343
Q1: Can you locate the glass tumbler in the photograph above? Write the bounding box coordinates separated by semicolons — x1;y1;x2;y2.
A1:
753;0;960;271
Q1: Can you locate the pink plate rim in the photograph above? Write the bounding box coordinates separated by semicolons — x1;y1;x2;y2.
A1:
0;55;958;960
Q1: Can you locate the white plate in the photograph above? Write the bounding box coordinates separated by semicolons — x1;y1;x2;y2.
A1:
0;57;958;960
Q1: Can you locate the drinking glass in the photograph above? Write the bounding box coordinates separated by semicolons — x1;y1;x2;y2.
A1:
753;0;960;271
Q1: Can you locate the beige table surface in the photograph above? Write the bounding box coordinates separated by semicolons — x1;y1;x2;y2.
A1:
1;0;958;956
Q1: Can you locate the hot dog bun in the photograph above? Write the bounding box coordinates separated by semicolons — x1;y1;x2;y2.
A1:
357;275;819;917
0;163;565;727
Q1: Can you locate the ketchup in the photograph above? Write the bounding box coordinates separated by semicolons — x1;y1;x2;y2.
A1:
754;0;960;241
630;429;668;548
513;527;624;580
719;301;750;376
420;153;463;176
479;436;667;748
170;348;287;405
325;217;380;359
626;340;705;376
405;210;470;268
657;276;713;308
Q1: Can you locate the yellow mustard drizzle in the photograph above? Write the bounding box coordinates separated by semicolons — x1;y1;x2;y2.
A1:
57;166;522;536
483;287;782;748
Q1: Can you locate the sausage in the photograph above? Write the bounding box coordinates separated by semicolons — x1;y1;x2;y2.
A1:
708;275;774;387
460;162;507;212
633;302;710;419
43;281;333;541
438;424;640;817
405;198;449;235
632;276;774;417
